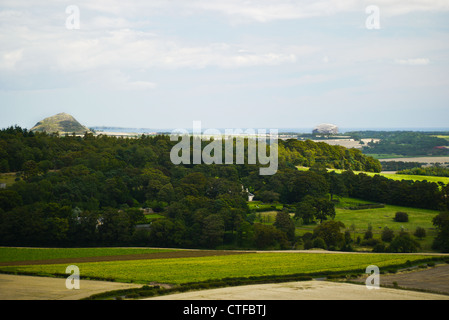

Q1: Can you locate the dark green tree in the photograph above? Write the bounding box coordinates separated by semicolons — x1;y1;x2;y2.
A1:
432;212;449;252
274;211;295;242
313;220;345;249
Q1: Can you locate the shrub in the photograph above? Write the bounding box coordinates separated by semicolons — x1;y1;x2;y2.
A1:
364;223;373;240
361;238;381;247
340;243;354;252
394;212;409;222
387;232;420;253
372;243;386;252
312;237;326;249
303;239;313;250
302;232;314;241
381;226;395;242
414;227;426;239
364;230;373;240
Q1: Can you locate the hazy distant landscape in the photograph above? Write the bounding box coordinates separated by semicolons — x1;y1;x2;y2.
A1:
1;0;449;305
1;116;449;300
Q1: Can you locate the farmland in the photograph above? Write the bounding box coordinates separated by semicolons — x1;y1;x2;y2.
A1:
297;165;449;184
0;248;443;286
329;168;449;184
0;247;176;263
252;195;440;252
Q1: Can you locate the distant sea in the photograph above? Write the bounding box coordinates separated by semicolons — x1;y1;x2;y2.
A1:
91;126;449;134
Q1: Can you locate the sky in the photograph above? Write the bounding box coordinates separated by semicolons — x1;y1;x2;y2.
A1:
1;0;449;131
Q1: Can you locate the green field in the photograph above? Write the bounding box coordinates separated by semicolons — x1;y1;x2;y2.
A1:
0;251;441;285
367;154;409;160
329;168;449;184
248;201;283;211
432;135;449;141
333;197;438;231
0;247;175;263
297;166;449;184
0;173;17;187
252;196;440;252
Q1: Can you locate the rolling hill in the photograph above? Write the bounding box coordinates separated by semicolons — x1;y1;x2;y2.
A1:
31;113;91;135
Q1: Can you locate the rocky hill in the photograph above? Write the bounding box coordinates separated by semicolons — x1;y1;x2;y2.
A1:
31;113;91;135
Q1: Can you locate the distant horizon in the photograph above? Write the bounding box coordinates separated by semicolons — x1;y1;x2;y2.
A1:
1;1;448;130
3;122;449;134
88;125;449;134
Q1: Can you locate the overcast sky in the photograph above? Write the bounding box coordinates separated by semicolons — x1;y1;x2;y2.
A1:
1;1;448;131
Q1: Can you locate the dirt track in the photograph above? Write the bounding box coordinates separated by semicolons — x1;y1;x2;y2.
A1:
0;274;141;300
146;280;449;300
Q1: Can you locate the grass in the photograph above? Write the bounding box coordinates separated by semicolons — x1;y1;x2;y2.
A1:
0;252;442;285
297;165;449;184
0;247;175;263
327;168;449;185
431;135;449;141
248;201;283;211
0;173;18;187
333;197;438;231
367;154;409;160
254;195;440;252
144;213;165;222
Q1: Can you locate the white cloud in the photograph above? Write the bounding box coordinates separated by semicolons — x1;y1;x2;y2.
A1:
395;58;430;66
373;0;449;16
0;49;23;70
92;70;157;91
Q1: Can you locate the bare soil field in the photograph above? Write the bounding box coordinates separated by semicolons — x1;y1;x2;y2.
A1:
146;280;449;300
147;260;449;300
378;156;449;164
0;250;251;266
353;264;449;295
0;274;141;300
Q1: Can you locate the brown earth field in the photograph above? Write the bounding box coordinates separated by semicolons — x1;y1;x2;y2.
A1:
0;250;253;267
146;280;449;300
0;274;142;300
352;263;449;295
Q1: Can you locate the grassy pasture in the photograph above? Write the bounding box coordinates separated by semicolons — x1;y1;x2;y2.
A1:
248;201;283;211
0;251;441;285
432;135;449;141
0;173;17;187
297;165;449;184
253;196;440;252
328;168;449;185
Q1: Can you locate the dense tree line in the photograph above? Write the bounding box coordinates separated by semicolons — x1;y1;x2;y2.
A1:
278;139;381;172
380;161;424;172
336;170;447;210
347;131;449;157
0;126;447;249
397;165;449;177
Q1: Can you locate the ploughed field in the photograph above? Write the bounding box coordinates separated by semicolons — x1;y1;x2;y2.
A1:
0;247;444;286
